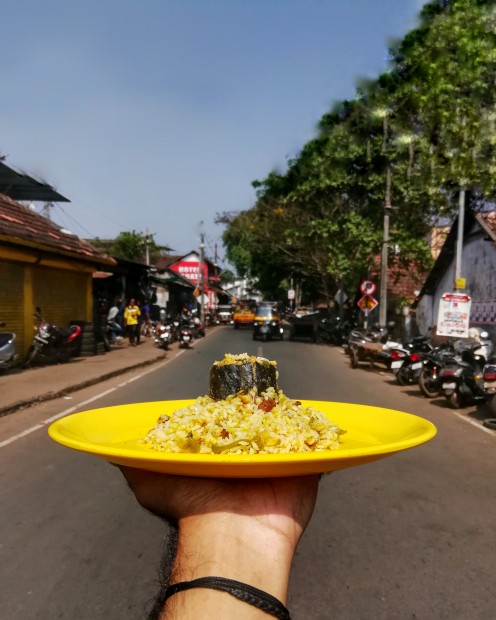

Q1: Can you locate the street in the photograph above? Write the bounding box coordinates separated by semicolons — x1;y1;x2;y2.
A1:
1;326;495;619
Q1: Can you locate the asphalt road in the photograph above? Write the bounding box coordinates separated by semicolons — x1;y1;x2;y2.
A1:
1;327;495;619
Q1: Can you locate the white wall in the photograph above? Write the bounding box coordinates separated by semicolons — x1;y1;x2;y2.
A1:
415;221;496;339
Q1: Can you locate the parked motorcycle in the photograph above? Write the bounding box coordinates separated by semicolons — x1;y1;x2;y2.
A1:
482;360;496;416
0;321;18;371
23;309;82;368
154;321;173;350
317;317;356;346
438;330;493;408
175;318;194;349
390;336;433;386
417;341;457;398
191;315;206;338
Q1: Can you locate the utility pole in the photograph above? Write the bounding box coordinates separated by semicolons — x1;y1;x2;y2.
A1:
199;227;206;326
455;189;465;291
144;229;151;265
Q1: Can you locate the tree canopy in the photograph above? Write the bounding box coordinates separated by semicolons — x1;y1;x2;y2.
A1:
91;231;170;263
218;0;496;305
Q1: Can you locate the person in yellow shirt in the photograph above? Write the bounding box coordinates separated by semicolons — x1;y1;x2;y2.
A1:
123;298;141;346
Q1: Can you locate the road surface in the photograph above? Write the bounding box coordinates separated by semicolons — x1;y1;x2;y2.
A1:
1;327;495;619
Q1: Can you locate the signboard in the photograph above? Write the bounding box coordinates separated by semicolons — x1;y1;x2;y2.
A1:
334;289;348;305
288;289;295;300
437;293;471;338
357;295;378;312
455;277;466;290
360;280;377;296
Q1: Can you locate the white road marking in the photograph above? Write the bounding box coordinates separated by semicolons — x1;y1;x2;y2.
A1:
0;358;172;449
450;408;496;436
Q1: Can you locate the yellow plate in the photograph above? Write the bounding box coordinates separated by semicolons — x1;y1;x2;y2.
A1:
48;400;437;478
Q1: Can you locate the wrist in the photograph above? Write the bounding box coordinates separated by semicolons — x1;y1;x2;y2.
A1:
171;511;298;602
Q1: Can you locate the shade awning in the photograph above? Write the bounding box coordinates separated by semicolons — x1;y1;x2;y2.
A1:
0;161;70;202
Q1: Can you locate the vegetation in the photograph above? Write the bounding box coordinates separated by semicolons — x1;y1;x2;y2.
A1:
218;0;496;305
91;231;171;263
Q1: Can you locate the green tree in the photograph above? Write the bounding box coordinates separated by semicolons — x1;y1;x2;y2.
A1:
220;0;493;304
92;231;170;263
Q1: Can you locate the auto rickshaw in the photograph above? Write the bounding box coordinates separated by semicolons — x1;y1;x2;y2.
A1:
252;304;284;341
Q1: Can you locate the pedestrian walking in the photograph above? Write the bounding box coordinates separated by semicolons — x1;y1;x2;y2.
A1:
124;298;141;346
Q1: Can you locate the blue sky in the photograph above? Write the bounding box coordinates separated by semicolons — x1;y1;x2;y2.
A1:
2;0;423;263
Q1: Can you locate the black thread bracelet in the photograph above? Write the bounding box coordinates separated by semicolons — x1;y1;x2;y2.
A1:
163;576;291;619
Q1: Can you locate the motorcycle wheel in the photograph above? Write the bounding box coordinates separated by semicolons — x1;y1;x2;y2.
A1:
396;367;410;386
418;369;440;398
22;346;39;369
447;390;462;409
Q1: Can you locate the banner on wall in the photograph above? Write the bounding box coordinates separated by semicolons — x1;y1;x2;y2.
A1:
437;293;471;338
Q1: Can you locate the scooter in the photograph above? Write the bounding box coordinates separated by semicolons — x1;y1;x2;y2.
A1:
438;331;493;409
177;322;194;349
390;336;433;386
154;322;173;350
23;309;82;368
0;321;18;371
172;314;194;349
417;341;457;398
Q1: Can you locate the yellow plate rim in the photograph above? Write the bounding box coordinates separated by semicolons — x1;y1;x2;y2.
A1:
48;400;437;476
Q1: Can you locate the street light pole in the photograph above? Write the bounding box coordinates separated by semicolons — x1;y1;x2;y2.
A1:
379;166;391;327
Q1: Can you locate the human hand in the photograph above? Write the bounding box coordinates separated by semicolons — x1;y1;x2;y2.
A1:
119;467;320;611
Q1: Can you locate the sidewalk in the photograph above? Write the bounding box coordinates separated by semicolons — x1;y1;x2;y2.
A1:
0;337;167;417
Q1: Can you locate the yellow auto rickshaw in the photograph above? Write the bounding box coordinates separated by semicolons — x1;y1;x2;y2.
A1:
252;304;284;341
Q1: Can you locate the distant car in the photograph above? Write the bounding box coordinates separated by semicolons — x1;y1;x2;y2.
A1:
216;305;233;325
232;304;255;328
288;310;320;342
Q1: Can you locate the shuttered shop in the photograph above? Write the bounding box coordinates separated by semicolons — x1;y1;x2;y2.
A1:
32;268;89;327
0;263;25;354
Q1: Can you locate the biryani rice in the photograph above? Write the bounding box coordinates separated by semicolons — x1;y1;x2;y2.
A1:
141;387;344;455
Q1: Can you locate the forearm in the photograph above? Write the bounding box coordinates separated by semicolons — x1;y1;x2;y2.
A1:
161;512;298;618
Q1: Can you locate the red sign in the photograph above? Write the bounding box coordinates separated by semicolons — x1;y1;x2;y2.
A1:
357;295;378;312
360;280;377;295
170;260;205;284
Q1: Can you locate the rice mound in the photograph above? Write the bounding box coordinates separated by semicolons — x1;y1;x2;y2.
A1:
141;387;345;455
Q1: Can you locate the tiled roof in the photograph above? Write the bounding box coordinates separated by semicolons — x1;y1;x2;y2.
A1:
154;254;183;271
370;255;426;303
0;193;114;265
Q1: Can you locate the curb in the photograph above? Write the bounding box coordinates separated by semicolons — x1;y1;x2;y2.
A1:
0;352;167;418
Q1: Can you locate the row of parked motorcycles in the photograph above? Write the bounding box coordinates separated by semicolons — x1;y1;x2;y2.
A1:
344;323;496;419
0;309;83;371
0;308;209;371
153;313;205;351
